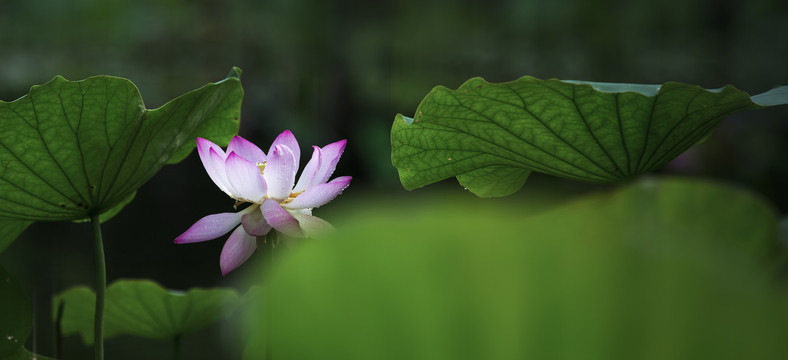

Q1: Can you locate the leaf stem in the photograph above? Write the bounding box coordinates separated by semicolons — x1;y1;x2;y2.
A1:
91;214;106;360
173;335;182;360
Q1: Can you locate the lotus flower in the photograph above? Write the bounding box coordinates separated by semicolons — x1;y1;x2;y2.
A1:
175;130;351;275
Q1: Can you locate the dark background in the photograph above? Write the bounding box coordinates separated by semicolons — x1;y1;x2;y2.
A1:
1;0;787;358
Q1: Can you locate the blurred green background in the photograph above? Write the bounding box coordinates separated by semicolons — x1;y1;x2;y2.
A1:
0;0;786;358
244;177;787;359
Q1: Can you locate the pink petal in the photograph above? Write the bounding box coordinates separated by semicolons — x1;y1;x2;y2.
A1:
269;130;300;170
197;137;226;160
313;140;346;185
241;206;272;236
225;152;267;203
209;148;239;197
174;212;241;244
291;212;334;238
196;138;232;196
227;136;266;163
261;198;304;238
264;145;297;201
284;176;351;210
293;146;321;193
220;226;257;276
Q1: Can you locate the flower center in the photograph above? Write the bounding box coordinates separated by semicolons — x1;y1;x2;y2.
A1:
256;161;266;175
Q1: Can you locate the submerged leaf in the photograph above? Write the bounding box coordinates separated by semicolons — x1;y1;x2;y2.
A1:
2;348;57;360
0;265;56;359
55;279;242;344
0;266;57;360
0;67;242;246
0;265;31;358
391;77;787;196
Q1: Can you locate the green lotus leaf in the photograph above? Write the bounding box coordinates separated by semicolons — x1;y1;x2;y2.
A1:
391;77;787;197
0;67;243;249
54;279;243;345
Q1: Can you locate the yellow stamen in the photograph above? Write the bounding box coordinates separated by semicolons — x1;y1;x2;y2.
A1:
281;191;304;205
233;199;247;209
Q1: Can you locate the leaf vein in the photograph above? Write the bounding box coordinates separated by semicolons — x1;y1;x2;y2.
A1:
531;82;623;179
615;94;632;174
571;85;625;177
0;107;88;208
28;89;90;206
67;82;96;208
100;108;145;209
400;125;612;182
634;85;684;172
637;88;704;172
645;103;754;171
